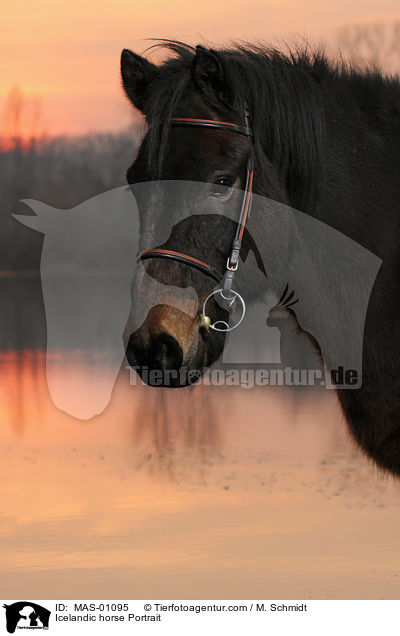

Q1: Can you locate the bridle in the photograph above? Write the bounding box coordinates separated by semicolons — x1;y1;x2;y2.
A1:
137;110;255;332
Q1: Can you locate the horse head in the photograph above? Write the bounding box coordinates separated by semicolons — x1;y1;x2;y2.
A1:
121;44;286;386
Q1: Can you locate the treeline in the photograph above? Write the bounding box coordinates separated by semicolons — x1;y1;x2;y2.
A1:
0;127;140;270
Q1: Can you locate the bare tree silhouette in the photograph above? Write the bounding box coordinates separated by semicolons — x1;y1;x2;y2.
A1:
1;86;46;151
1;86;24;149
336;21;400;74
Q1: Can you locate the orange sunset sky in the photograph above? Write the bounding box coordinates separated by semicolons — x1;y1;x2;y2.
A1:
0;0;399;136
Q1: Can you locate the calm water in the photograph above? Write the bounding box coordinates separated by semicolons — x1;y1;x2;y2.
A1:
1;277;400;599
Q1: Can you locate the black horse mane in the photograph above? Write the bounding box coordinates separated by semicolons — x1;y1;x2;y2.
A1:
143;40;400;211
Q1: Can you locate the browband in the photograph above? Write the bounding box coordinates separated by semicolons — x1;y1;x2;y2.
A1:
170;117;253;138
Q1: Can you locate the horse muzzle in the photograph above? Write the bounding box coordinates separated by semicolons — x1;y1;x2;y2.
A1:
125;303;215;387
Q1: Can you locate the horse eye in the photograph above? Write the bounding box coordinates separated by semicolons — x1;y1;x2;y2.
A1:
211;177;234;197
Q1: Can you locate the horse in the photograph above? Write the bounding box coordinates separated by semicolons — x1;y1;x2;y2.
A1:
120;41;400;476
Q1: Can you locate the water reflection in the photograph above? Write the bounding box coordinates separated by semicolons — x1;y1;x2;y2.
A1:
0;275;46;350
132;384;222;480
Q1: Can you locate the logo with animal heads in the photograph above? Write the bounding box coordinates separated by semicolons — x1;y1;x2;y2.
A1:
12;182;383;416
3;602;51;633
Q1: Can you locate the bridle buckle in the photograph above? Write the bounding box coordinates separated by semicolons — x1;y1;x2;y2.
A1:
226;257;239;272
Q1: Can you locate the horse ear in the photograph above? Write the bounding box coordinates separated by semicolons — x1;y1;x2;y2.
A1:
192;45;232;103
121;49;158;112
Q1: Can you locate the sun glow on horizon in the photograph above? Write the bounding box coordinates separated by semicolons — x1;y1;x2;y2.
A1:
1;1;399;136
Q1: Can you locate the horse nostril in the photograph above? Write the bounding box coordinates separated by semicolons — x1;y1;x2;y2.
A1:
126;331;183;372
152;332;183;370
